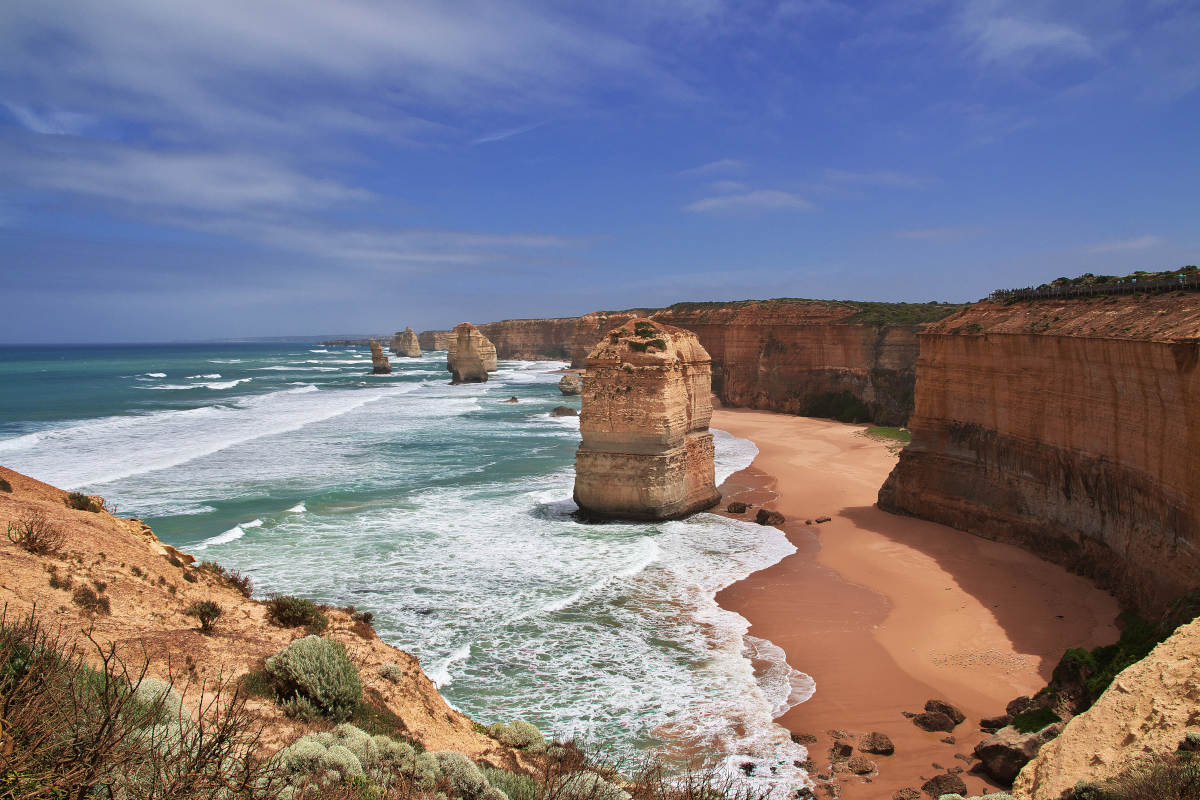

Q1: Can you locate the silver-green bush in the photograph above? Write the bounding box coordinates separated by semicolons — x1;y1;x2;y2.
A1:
436;751;508;800
487;720;545;750
275;724;443;795
557;770;631;800
378;662;406;682
264;635;362;720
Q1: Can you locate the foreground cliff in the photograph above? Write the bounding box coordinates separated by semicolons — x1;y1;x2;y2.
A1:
879;293;1200;615
574;319;719;520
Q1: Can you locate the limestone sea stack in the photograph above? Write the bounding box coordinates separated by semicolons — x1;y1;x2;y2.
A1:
446;323;499;384
573;318;720;520
558;373;582;395
369;340;392;374
390;327;422;357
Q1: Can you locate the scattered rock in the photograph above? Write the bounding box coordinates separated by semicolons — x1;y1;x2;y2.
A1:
550;406;578;417
941;736;956;745
981;715;1011;732
913;712;957;733
830;741;854;760
558;373;582;395
925;699;966;726
893;790;921;800
790;732;818;745
805;519;813;525
847;756;876;775
953;753;972;763
920;772;966;799
726;501;749;514
502;397;519;403
795;789;816;800
901;711;917;719
973;723;1065;786
1005;696;1035;717
756;509;785;525
860;732;895;755
815;516;831;523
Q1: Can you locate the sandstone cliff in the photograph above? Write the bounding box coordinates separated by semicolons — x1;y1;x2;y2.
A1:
0;466;515;761
574;319;720;520
1013;616;1200;799
419;330;453;351
391;326;422;357
879;293;1200;615
447;323;499;384
369;340;392;374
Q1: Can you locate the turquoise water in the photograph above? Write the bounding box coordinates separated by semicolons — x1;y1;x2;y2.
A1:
0;343;813;794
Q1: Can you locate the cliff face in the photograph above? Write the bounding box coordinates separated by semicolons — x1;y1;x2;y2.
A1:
391;327;421;357
574;319;719;520
419;330;452;351
369;340;392;374
0;466;514;759
1013;616;1200;799
879;294;1200;615
446;323;498;384
478;317;579;361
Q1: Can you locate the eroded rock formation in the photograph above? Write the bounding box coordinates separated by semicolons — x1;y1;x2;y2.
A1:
878;294;1200;615
446;323;498;384
418;330;453;351
573;318;720;520
390;327;421;357
369;340;392;374
558;373;581;395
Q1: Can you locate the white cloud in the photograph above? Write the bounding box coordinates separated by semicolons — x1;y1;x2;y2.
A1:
676;158;747;177
471;123;544;145
4;103;95;136
1087;235;1163;253
684;189;812;213
961;2;1096;65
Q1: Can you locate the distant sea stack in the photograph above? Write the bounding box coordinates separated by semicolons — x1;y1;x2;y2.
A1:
573;318;720;520
390;327;421;357
418;330;453;351
369;340;392;374
446;323;499;384
878;292;1200;615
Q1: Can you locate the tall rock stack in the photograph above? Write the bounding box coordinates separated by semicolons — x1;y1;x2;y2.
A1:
369;340;392;374
391;327;422;357
573;318;720;520
446;323;499;384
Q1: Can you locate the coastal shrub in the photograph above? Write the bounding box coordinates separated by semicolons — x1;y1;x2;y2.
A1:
268;594;329;632
199;559;254;597
436;751;507;800
801;391;872;423
65;491;101;512
379;663;406;682
186;600;222;634
1011;706;1061;734
47;565;73;590
72;585;111;615
1048;612;1168;712
275;724;441;797
6;510;66;555
628;338;666;353
487;719;546;750
264;635;363;721
0;608;280;798
483;767;540;800
559;770;632;800
0;477;11;492
1066;753;1200;799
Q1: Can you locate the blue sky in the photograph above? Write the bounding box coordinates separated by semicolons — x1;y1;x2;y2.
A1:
1;0;1197;341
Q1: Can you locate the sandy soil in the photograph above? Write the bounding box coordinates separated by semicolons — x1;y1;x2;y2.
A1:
710;409;1120;799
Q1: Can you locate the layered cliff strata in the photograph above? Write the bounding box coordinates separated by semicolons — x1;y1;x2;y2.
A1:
879;294;1200;615
446;323;499;384
369;340;392;374
391;326;422;357
419;330;452;351
573;318;720;520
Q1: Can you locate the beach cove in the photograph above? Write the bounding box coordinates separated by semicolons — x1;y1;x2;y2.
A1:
711;408;1121;798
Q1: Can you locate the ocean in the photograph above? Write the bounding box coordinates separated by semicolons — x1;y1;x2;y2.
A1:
0;342;813;793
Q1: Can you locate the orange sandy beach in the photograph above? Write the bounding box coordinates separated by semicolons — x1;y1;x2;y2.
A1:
711;408;1120;799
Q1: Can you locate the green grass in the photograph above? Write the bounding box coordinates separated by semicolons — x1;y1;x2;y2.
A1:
663;298;967;325
1012;706;1062;734
866;426;911;443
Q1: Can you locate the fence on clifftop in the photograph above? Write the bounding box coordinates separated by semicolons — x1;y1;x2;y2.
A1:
991;271;1200;302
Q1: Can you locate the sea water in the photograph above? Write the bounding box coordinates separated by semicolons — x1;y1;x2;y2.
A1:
0;343;814;794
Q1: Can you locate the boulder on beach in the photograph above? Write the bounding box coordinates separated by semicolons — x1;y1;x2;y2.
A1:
859;732;895;755
912;711;957;732
550;406;578;417
726;501;749;514
755;509;785;525
846;755;875;775
369;340;392;374
919;772;966;799
558;373;582;395
973;723;1064;786
925;699;966;725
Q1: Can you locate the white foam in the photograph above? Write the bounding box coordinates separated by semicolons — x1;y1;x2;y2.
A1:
187;373;221;379
287;502;307;513
142;377;252;391
309;349;329;353
195;518;261;550
428;643;471;688
143;372;166;378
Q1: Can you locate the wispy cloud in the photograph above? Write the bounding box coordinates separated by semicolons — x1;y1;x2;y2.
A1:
1087;235;1163;253
960;1;1096;65
4;103;95;136
825;168;929;188
708;179;748;193
896;226;980;242
676;158;747;177
684;189;813;214
471;122;544;145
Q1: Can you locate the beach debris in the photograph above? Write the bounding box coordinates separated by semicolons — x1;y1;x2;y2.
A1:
860;732;895;755
755;509;785;525
920;771;966;798
913;711;957;732
893;790;921;800
558;373;582;395
847;755;876;775
726;501;749;514
973;723;1064;786
369;340;392;374
550;406;578;417
816;516;832;523
790;732;818;745
925;699;966;725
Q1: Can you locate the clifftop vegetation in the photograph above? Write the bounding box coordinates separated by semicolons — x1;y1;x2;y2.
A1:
661;298;967;325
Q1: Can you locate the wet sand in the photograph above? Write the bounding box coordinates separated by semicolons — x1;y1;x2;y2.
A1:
711;409;1120;798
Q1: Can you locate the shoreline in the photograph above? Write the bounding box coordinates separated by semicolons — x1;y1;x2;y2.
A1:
710;408;1120;799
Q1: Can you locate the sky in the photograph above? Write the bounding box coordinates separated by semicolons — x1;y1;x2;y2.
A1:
1;0;1197;342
